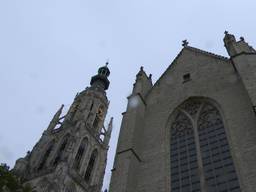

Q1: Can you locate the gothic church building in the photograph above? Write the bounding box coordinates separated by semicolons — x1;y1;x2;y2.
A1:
13;65;113;192
109;32;256;192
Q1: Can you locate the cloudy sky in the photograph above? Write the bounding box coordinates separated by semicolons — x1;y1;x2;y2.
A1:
0;0;255;190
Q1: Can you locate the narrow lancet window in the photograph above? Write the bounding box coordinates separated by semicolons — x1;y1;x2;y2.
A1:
53;135;70;166
84;149;98;182
198;103;241;191
170;112;200;192
73;138;88;171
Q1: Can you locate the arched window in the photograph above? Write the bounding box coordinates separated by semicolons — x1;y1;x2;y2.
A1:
38;141;55;170
53;134;70;166
73;138;88;171
198;103;240;191
170;99;241;192
84;149;98;182
170;111;200;192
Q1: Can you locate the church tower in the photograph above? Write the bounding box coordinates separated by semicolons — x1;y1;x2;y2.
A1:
13;64;113;192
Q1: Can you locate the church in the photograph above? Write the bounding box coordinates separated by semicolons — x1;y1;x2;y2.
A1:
13;32;256;192
109;32;256;192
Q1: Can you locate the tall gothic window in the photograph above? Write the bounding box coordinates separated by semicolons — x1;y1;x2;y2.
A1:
53;134;70;166
73;138;88;171
198;103;240;192
38;141;55;170
170;112;200;191
170;99;241;192
84;149;98;182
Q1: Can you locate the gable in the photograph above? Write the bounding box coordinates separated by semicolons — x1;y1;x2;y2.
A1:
146;46;234;105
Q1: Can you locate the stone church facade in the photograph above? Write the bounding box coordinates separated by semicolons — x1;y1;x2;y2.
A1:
13;65;113;192
109;32;256;192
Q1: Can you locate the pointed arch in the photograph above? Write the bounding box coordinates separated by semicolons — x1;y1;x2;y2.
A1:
73;137;88;171
53;134;70;166
169;98;241;192
170;110;200;192
198;102;241;191
84;149;98;182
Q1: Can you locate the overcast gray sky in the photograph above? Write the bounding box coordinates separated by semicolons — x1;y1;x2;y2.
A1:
0;0;255;190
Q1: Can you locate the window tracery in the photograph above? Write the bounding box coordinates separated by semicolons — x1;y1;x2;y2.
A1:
170;99;241;192
170;111;200;191
180;99;202;117
198;103;240;191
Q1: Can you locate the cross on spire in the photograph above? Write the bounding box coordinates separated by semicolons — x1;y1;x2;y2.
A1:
105;59;109;66
182;39;189;47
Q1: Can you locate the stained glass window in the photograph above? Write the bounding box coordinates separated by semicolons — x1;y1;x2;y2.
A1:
170;112;200;192
170;99;241;192
198;103;241;192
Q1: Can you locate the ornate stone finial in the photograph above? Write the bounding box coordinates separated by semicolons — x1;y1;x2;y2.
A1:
140;66;144;71
149;74;152;79
182;40;189;47
224;31;229;35
240;36;245;41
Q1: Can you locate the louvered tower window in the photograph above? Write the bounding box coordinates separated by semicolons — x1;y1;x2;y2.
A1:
170;99;241;192
84;149;98;182
73;138;88;170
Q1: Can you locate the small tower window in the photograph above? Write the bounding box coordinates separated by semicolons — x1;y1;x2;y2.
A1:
84;149;98;182
73;138;88;171
183;73;191;83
